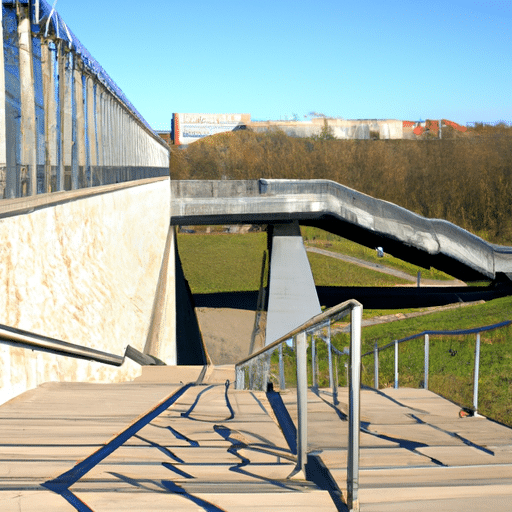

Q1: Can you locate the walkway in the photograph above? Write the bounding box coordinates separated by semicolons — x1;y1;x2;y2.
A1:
305;246;467;286
282;386;512;511
0;367;335;511
1;366;512;511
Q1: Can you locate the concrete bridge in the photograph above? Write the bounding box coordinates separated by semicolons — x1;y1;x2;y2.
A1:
171;179;512;283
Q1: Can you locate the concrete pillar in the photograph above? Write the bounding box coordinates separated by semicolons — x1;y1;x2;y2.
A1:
41;40;57;193
86;76;97;185
18;5;38;196
265;222;322;345
96;89;103;170
63;51;73;191
74;68;85;188
57;41;65;191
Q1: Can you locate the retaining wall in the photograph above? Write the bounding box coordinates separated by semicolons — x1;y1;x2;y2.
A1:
0;177;173;404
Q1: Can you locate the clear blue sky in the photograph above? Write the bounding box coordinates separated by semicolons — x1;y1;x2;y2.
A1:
54;0;511;130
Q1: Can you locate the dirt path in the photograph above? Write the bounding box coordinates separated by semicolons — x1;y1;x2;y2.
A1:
195;307;257;365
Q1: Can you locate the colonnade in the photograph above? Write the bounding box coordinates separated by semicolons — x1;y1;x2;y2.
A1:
0;1;169;199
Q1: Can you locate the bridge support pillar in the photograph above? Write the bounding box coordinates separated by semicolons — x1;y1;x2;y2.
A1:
265;222;322;345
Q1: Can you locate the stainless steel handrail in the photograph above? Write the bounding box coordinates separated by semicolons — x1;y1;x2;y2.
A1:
235;298;363;512
0;323;164;367
365;320;512;414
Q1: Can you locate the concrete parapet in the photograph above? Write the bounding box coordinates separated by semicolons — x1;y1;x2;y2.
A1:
0;177;173;404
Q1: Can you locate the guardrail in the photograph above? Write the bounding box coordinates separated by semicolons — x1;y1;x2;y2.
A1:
0;323;164;367
235;299;363;512
363;320;512;414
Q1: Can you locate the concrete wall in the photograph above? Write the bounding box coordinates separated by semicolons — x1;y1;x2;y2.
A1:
0;177;173;404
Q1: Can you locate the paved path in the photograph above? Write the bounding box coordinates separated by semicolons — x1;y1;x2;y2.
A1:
306;246;467;286
1;367;512;511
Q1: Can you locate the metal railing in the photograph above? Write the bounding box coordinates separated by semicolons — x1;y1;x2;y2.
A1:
0;322;164;367
1;1;169;200
364;320;512;414
236;299;363;512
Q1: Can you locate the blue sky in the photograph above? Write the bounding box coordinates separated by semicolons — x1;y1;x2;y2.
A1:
54;0;511;130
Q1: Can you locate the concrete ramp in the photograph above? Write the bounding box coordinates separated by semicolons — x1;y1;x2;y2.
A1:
171;179;512;282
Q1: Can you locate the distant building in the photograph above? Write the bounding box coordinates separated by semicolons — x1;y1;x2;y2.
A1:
171;113;251;145
158;114;467;145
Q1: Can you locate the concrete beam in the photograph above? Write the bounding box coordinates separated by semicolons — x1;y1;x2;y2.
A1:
171;179;512;282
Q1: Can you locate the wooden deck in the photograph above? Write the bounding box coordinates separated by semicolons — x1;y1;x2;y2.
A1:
0;367;511;511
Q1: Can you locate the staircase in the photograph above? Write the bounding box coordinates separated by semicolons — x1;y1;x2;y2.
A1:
0;366;338;511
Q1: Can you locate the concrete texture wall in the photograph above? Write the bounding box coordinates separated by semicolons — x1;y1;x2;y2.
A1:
0;177;173;404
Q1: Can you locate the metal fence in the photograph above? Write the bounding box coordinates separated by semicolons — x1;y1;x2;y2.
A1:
236;299;363;512
0;1;169;199
363;320;512;414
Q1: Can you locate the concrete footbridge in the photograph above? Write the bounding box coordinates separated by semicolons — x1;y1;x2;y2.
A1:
171;179;512;283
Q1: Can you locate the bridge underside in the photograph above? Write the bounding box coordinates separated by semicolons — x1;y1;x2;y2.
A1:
171;179;512;283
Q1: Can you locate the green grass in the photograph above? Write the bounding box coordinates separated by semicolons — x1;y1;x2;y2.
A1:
178;231;412;293
306;251;410;287
177;232;268;293
327;296;512;425
302;226;455;281
177;230;512;426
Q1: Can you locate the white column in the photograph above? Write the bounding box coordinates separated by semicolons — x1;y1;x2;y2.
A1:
18;5;38;195
0;5;7;195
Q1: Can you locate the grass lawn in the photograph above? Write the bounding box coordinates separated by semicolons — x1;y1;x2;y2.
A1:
177;229;512;426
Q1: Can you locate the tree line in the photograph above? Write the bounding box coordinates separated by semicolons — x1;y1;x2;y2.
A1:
170;124;512;244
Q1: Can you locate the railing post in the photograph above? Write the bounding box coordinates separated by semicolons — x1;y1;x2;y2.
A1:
424;334;429;390
295;332;308;474
333;354;339;405
394;340;399;389
347;304;362;512
279;343;286;391
374;342;379;389
327;324;334;391
311;335;317;390
473;333;481;413
235;365;245;390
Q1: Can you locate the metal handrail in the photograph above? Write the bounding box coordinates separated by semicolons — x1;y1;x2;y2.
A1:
364;320;512;413
235;298;363;512
0;323;164;367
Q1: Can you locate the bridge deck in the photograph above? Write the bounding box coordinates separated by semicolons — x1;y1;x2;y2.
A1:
1;368;511;511
171;179;512;282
